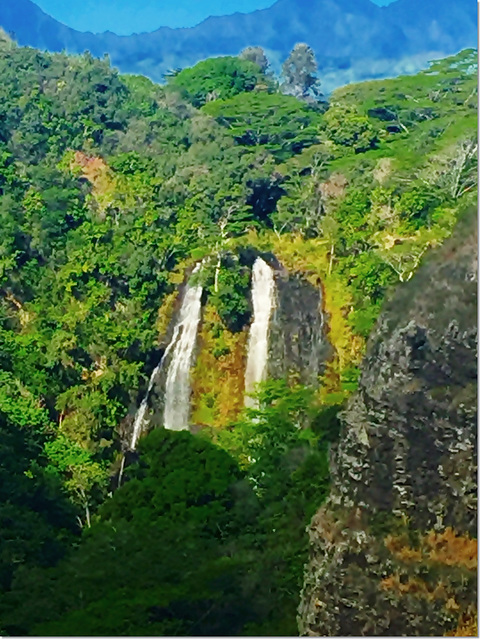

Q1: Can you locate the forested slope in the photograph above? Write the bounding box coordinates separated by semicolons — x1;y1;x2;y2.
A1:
0;36;476;635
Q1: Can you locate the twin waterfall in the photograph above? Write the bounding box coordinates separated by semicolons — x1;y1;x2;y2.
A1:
130;258;276;448
244;258;276;407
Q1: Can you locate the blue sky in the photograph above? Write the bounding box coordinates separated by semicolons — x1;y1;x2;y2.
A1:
34;0;395;35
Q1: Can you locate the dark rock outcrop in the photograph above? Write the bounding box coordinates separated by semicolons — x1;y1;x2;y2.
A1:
269;269;331;386
298;209;477;636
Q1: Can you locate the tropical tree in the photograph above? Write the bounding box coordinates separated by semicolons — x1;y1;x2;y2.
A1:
166;56;264;107
323;104;378;153
239;46;270;74
202;92;323;161
281;43;322;100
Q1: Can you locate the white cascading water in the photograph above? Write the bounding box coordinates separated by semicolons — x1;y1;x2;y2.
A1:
244;257;276;407
163;271;203;431
129;266;202;449
129;325;181;450
130;361;163;450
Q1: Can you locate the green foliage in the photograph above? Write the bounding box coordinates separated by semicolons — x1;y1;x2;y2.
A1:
333;188;372;251
44;435;108;518
2;430;262;636
0;43;288;553
272;49;476;381
394;187;435;230
1;384;337;635
209;256;251;332
0;370;50;430
234;380;320;484
0;47;276;624
228;380;333;510
0;42;476;638
347;300;383;338
104;429;243;532
167;56;266;107
331;48;477;158
202;91;324;161
215;379;340;634
0;48;128;160
0;408;77;594
270;151;331;236
323;103;378;153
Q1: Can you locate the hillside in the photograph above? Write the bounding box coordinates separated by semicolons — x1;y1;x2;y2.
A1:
0;0;477;91
0;38;477;636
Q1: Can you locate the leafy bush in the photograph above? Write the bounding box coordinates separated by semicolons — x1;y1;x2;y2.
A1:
211;257;251;332
2;429;261;636
167;56;265;107
323;104;378;153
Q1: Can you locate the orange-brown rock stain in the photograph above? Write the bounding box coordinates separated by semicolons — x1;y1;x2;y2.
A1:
70;151;118;212
382;528;478;637
190;305;247;430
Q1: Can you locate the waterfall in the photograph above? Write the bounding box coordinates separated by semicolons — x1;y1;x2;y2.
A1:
129;326;180;450
129;266;202;450
163;272;203;431
244;257;276;407
130;362;161;449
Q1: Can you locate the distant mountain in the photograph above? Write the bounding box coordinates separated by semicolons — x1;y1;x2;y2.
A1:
0;0;477;90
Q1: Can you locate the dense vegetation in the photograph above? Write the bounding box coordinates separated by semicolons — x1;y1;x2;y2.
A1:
3;383;337;635
0;33;476;636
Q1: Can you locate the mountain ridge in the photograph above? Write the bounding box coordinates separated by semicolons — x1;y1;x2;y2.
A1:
0;0;477;91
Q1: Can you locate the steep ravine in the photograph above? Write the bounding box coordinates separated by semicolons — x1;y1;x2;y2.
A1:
298;209;477;636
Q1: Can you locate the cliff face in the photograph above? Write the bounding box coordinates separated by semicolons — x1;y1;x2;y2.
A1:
124;254;330;442
269;265;331;387
299;209;477;636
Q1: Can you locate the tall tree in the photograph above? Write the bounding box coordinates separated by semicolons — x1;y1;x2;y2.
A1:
239;46;270;74
281;43;321;100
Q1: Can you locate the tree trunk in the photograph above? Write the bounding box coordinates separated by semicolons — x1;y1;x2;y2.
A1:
214;254;221;294
80;489;91;528
328;243;334;275
85;502;91;528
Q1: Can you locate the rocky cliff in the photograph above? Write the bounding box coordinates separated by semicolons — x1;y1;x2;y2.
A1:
298;208;477;636
269;264;331;386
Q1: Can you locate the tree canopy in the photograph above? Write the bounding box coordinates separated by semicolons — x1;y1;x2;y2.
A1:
166;56;269;107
